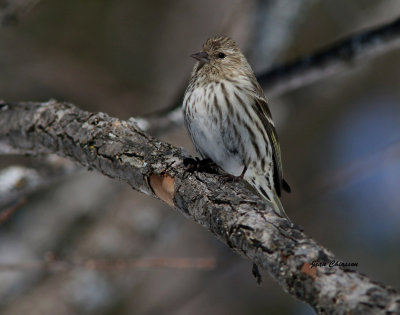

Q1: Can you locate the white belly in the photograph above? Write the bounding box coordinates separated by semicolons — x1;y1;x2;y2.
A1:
183;81;272;178
184;84;244;176
188;112;244;176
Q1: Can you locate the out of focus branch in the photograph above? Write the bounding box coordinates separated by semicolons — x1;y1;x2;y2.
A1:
250;0;315;70
0;155;79;210
257;16;400;96
141;16;400;136
0;100;399;314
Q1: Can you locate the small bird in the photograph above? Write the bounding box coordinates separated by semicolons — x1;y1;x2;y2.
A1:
182;35;291;219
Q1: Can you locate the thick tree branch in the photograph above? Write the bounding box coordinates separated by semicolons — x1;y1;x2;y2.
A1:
0;100;399;314
141;16;400;136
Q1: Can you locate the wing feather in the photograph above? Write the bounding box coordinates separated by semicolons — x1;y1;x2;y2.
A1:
253;95;287;196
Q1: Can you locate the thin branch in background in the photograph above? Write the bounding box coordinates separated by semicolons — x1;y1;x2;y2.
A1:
257;16;400;97
139;16;400;136
0;101;399;314
0;255;216;272
250;0;315;71
0;198;26;224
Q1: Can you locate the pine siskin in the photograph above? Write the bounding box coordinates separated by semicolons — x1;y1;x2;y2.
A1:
182;35;291;219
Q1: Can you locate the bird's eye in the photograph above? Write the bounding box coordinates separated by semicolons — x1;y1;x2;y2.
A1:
217;52;226;59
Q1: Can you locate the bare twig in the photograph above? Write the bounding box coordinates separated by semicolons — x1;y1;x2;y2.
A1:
141;16;400;136
0;100;398;314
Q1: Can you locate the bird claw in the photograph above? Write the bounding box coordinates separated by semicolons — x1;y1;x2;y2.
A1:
221;174;241;183
183;157;220;175
221;166;247;183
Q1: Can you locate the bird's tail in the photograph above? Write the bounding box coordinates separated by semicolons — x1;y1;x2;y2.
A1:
248;177;291;221
269;190;291;222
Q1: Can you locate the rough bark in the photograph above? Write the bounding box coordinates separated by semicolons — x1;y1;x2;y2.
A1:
0;100;399;314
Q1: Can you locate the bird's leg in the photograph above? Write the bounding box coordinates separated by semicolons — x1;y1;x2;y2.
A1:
223;166;247;183
239;166;247;180
183;157;219;174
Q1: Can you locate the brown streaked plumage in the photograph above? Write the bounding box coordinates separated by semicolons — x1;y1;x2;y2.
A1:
183;35;291;219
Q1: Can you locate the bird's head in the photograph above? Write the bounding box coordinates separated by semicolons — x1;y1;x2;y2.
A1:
190;35;250;80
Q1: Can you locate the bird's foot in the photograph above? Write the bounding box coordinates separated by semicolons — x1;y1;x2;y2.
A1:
183;157;219;174
222;173;242;183
222;166;247;183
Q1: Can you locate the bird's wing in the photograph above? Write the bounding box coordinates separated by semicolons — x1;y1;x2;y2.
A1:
253;95;287;196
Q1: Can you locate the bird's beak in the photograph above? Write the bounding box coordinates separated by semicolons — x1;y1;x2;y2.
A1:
190;51;210;64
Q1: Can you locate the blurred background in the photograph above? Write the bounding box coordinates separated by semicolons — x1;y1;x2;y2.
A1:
1;0;400;314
